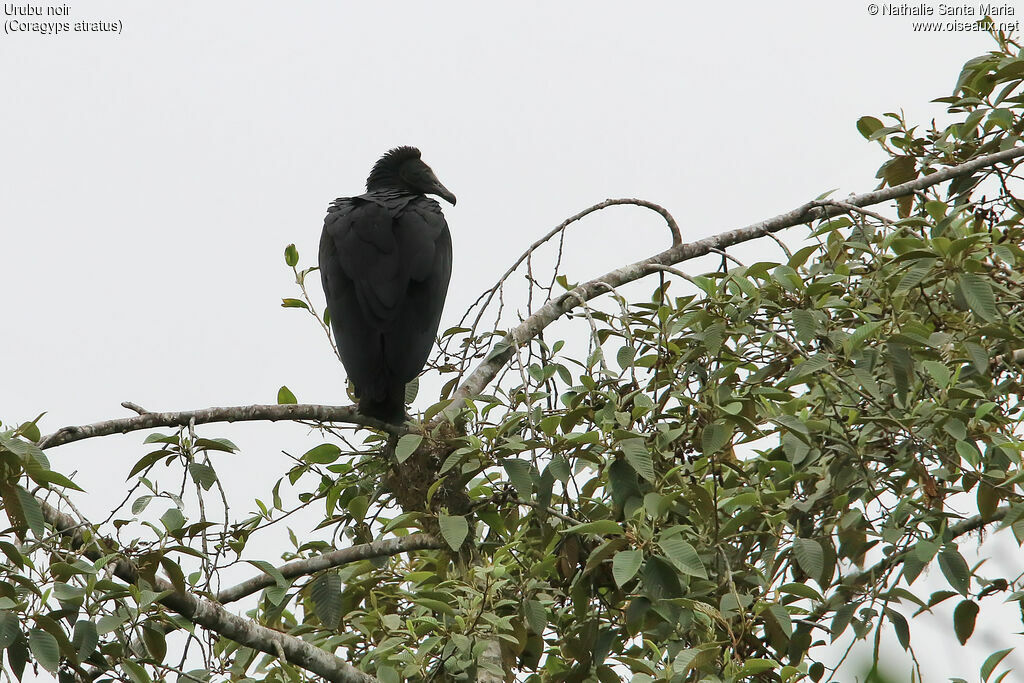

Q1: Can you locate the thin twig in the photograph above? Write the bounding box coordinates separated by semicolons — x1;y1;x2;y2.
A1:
764;231;793;259
708;247;745;268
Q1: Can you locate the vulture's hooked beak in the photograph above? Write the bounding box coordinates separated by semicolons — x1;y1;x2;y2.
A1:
427;173;457;206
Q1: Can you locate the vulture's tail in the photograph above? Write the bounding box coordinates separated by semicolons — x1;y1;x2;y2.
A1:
358;387;407;426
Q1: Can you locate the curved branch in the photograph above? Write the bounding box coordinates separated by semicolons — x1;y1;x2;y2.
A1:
217;533;444;604
449;199;680;363
441;145;1024;417
38;498;375;683
471;198;680;315
37;403;401;450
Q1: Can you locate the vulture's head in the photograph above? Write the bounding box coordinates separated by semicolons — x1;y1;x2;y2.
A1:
366;146;456;205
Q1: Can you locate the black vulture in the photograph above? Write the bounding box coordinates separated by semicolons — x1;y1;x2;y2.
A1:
319;147;455;424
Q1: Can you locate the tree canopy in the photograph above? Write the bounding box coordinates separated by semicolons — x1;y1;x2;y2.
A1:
3;29;1024;683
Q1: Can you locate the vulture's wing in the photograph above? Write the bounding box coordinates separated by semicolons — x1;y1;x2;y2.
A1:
319;194;451;396
387;197;453;381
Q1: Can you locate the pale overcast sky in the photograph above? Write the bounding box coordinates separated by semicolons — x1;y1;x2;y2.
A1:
2;2;1022;680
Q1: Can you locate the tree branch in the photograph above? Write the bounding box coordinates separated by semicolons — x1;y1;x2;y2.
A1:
995;348;1024;365
835;506;1008;597
217;533;445;604
37;403;401;450
805;506;1010;624
441;145;1024;418
38;497;377;683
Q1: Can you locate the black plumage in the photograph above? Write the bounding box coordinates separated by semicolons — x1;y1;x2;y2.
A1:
319;147;454;424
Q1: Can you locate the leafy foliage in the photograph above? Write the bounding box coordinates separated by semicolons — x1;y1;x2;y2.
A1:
1;29;1024;683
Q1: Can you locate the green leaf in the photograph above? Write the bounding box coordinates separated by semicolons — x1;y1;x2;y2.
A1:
161;556;186;593
26;468;85;492
524;600;546;635
404;377;419;404
621;439;655;483
564;520;624;536
885;606;910;650
958;272;998;321
964;341;989;373
847;321;885;350
546;456;571;483
788;353;830;380
131;495;152;515
703;321;726;355
15;486;44;538
939;547;971;595
188;463;217;491
347;494;369;522
394;434;422;464
884;155;917;187
792;538;824;581
921;360;951;388
310;572;342;629
410;596;455;616
737;659;778;676
608;458;642;509
438;513;469;550
616;346;636;369
700;421;731;455
830;602;858;641
659;536;707;579
0;611;20;649
122;659;152;683
956;440;981;467
247;559;286;586
611;550;643;587
280;298;308;309
981;648;1014;682
895;259;935;294
857;115;884;139
642;556;683;600
778;582;825;602
302;443;341;465
16;419;41;443
502;458;534;495
886;342;913;402
277;385;297;405
161;507;185;532
791;309;817;342
28;629;59;673
142;625;166;662
954;599;979;645
284;244;299;267
197;436;238;453
773;415;809;436
767;604;793;638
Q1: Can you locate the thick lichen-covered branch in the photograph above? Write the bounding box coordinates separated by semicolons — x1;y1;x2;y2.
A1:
37;403;400;450
442;145;1024;417
38;497;376;683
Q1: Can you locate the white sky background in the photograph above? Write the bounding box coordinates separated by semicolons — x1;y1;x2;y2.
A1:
2;1;1023;680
